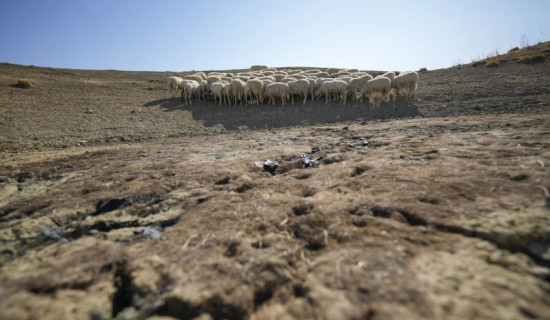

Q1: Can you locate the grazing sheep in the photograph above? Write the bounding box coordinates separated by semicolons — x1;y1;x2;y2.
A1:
259;76;276;82
307;78;316;100
184;75;203;83
209;82;224;106
230;78;246;105
167;76;183;97
244;79;264;106
337;76;353;83
281;77;297;83
292;74;308;80
206;75;222;85
261;79;274;88
272;74;286;82
326;68;340;75
356;77;392;106
376;71;396;81
314;72;329;78
264;82;290;106
234;75;249;82
390;71;419;100
182;80;200;104
347;74;373;101
316;80;348;104
193;72;207;80
221;76;233;83
304;69;322;74
222;82;232;106
199;80;209;101
288;79;310;105
315;78;333;92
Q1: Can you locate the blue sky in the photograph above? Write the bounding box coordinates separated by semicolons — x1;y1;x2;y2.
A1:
1;0;549;71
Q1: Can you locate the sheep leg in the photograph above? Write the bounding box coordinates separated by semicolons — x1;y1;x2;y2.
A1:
303;92;307;104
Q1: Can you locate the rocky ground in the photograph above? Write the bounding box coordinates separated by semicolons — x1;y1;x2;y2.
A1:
1;43;550;320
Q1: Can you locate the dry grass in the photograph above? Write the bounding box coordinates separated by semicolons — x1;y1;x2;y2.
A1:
471;42;550;67
517;53;546;64
12;79;32;89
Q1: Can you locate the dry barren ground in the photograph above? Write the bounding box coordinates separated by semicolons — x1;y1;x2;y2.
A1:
1;43;550;320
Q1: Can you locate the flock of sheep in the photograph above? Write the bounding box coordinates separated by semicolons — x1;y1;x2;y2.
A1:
167;66;419;107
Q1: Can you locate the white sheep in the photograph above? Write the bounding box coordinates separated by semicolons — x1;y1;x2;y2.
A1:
272;74;286;82
182;80;200;105
376;71;396;81
193;72;207;80
347;74;373;101
281;77;297;83
206;75;222;85
184;74;203;83
199;79;209;101
264;82;290;106
356;77;392;106
390;71;419;100
222;82;232;106
292;74;308;80
316;80;348;104
209;82;224;106
230;78;246;106
314;72;329;78
167;76;183;97
244;79;264;106
307;78;316;100
288;79;310;105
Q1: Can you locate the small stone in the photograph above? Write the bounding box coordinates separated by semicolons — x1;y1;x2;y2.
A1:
85;107;93;114
141;225;163;240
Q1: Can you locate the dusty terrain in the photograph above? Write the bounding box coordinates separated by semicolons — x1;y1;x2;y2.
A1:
1;42;550;320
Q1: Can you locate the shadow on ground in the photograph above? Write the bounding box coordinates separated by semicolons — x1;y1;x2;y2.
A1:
144;97;421;130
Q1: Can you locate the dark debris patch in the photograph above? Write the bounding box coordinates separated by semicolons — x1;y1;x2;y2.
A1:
254;160;279;175
87;198;131;218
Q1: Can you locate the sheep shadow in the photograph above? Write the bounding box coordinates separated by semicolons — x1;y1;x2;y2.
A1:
144;97;421;130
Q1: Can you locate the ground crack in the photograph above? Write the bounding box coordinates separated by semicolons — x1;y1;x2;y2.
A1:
397;209;550;272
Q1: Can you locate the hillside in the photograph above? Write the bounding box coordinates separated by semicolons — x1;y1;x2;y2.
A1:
1;43;550;320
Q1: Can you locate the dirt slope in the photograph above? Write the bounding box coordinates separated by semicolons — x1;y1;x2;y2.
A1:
1;43;550;320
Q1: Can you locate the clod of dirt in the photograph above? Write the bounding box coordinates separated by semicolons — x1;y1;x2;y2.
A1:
85;107;93;114
351;165;371;177
507;171;529;181
225;240;240;257
236;183;254;193
215;177;231;185
291;217;329;250
292;202;314;216
371;206;392;218
321;154;345;165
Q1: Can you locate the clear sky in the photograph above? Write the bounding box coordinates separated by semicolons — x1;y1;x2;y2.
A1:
1;0;549;72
